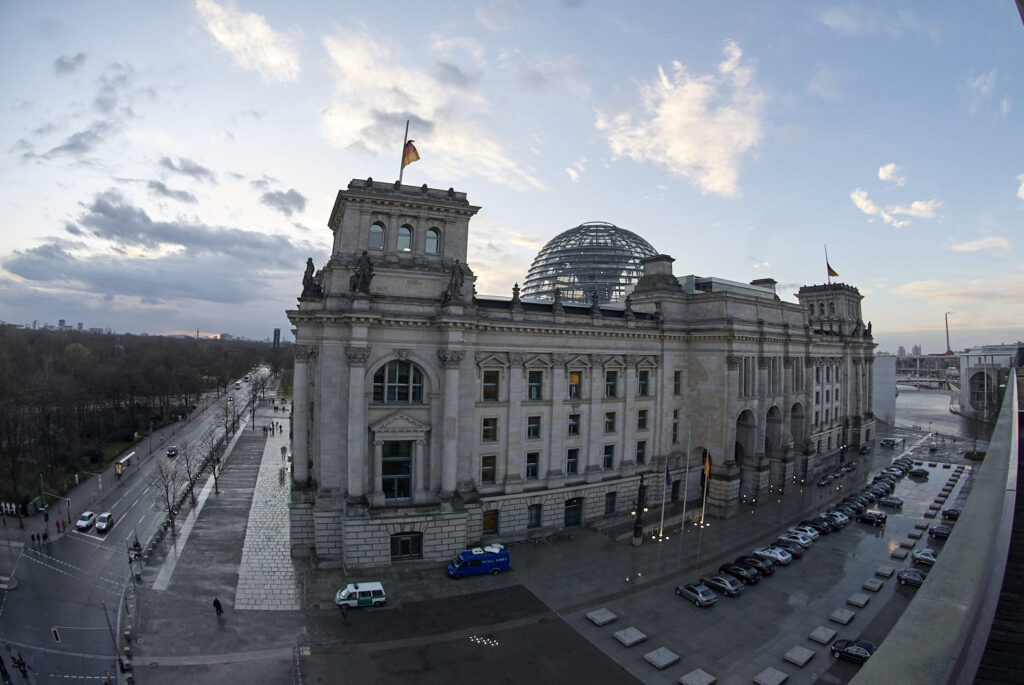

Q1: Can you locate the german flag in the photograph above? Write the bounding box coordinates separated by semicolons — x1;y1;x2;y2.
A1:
402;140;420;169
827;261;838;278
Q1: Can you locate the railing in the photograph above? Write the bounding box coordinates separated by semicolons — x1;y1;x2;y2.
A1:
852;370;1019;684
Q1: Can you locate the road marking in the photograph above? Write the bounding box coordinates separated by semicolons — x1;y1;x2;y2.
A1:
22;548;124;589
137;515;146;527
130;497;140;508
151;475;215;591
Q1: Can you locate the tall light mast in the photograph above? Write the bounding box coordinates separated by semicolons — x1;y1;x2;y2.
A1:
944;311;954;354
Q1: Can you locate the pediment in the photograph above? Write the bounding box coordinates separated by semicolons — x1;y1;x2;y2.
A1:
370;411;431;435
475;352;508;368
525;354;552;368
566;354;592;368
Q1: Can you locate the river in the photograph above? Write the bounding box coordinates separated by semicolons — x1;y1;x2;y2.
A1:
893;385;993;441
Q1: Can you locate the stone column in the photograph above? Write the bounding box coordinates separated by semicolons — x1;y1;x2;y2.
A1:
371;439;384;504
292;345;314;485
622;357;637;470
505;353;524;491
547;355;566;480
438;349;465;496
585;356;606;480
319;340;344;494
415;439;427;500
345;346;370;504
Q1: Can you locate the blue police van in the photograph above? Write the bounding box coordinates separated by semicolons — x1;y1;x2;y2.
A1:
447;544;510;578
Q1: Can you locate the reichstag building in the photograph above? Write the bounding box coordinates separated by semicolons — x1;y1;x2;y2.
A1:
287;179;876;568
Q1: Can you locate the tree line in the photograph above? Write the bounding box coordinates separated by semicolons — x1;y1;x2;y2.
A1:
0;325;291;504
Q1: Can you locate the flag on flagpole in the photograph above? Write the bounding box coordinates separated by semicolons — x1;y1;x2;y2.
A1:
827;261;838;278
402;140;420;169
664;463;671;486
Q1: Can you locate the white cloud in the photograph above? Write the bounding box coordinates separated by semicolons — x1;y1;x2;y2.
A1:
849;188;909;227
896;277;1024;305
476;0;519;32
1016;174;1024;201
595;40;765;198
819;6;939;40
194;0;299;82
1000;99;1011;116
807;65;842;101
320;29;542;192
890;199;941;219
951;236;1011;253
498;50;590;97
565;167;579;182
751;261;771;270
878;162;906;187
962;69;997;116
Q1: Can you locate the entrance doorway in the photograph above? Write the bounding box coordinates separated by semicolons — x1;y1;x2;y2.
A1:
564;497;583;526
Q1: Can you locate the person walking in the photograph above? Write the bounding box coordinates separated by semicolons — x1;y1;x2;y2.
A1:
213;597;224;618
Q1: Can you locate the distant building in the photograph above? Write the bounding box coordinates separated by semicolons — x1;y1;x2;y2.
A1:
957;343;1024;419
273;328;281;349
287;178;876;569
897;345;906;358
220;333;233;341
911;344;922;356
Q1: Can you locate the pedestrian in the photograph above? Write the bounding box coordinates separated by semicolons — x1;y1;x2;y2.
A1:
43;530;49;544
56;520;61;534
30;533;36;546
213;597;224;617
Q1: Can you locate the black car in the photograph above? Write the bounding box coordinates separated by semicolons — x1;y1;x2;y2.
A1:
833;505;856;518
736;555;775;576
801;518;832;534
700;574;743;597
841;500;866;513
856;511;887;526
859;490;878;502
909;468;929;479
719;562;759;585
831;639;877;664
166;445;178;458
858;444;870;455
928;524;952;540
817;475;834;487
897;569;927;587
843;460;858;471
942;508;961;521
773;539;804;558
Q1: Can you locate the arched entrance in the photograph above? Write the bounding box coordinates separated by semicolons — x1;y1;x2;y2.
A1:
765;406;782;458
564;497;584;526
734;410;757;498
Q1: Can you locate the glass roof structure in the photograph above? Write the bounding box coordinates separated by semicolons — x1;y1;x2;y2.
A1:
521;221;658;304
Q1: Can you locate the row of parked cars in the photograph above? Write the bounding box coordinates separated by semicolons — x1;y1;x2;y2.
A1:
75;510;115;533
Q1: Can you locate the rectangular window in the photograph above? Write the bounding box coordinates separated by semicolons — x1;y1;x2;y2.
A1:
824;408;830;423
382;440;413;500
815;391;820;404
481;417;497;442
637;409;648;431
482;509;499;534
825;389;830;403
480;455;496;484
567;413;580;436
814;410;820;426
604;491;617;515
636;440;646;464
482;370;500;401
568;371;581;399
672;409;679;444
566;448;579;475
527;415;541;439
637;369;650;396
673;370;681;395
527;370;543;401
815;366;821;383
826;366;832;382
604;411;616;433
605;370;618;398
603;444;614;469
527;503;542;528
526;452;539;479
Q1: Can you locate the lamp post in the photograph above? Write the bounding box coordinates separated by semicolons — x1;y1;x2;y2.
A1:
944;311;954;355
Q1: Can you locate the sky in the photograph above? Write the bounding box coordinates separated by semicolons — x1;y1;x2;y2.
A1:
1;1;1021;354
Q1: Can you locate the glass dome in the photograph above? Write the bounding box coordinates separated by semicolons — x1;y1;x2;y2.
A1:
521;221;658;304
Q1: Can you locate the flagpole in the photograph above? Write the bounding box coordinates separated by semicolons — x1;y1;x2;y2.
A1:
658;463;668;538
701;417;710;525
680;423;691;532
824;244;831;285
398;120;410;185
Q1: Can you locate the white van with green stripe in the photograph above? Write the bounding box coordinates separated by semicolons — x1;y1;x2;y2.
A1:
335;582;387;608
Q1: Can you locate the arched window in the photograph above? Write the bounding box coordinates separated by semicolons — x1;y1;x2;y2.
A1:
808;303;814;314
818;303;825;316
397;225;412;252
369;223;385;250
373;361;424;403
425;228;440;255
829;301;835;315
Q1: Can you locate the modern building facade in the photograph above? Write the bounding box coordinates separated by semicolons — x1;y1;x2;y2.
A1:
286;179;876;569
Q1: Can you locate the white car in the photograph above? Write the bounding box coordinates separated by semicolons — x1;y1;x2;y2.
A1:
912;548;938;566
778;531;813;548
75;511;97;531
789;525;820;540
821;511;848;526
754;545;792;565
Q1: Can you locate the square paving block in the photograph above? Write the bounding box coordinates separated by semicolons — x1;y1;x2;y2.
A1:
679;669;716;685
928;504;940;511
614;627;647;647
753;666;789;685
929;462;937;467
809;625;837;644
862;578;884;592
942;463;951;469
908;531;923;539
924;511;937;519
891;548;909;559
644;647;679;670
784;645;815;667
914;522;928;529
586;608;618;626
875;566;895;578
899;538;916;549
847;593;870;608
830;608;855;625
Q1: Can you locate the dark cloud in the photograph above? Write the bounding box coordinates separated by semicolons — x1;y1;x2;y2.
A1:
45;120;114;158
431;62;481;90
11;138;35;160
249;176;276;191
93;62;134;114
65;223;84;236
349;111;434;153
158;156;216;183
260;189;307;216
55;52;86;75
32;122;56;137
237;109;265;120
148;180;198;204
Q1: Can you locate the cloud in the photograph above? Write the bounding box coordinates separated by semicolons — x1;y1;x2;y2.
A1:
961;69;998;116
430;62;481;90
499;50;589;97
889;199;941;219
93;62;135;114
895;277;1024;305
148;180;198;204
819;5;939;40
807;65;842;101
1000;99;1011;116
45;120;115;158
475;0;519;32
595;40;765;198
564;156;586;182
878;162;906;186
1017;174;1024;201
950;236;1011;253
565;168;579;182
194;0;300;82
54;52;86;75
158;156;216;182
259;189;306;216
849;188;940;227
320;28;542;191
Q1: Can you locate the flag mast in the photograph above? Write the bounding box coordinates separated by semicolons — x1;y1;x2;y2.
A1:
398;120;410;185
824;244;831;285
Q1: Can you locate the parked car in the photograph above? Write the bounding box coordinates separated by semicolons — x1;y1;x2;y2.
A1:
817;475;834;487
789;525;819;540
912;548;938;566
772;539;804;558
75;511;97;531
928;525;952;540
821;511;848;526
736;555;774;576
844;460;859;471
941;508;961;521
801;518;832;534
719;562;759;585
897;569;927;587
832;506;856;518
166;445;178;458
869;482;893;495
755;545;793;565
880;468;903;477
831;639;877;664
858;490;878;502
877;496;903;509
335;581;387;608
841;499;866;513
856;511;887;527
778;531;813;548
700;574;743;597
909;468;929;479
95;512;115;533
676;582;718;607
858;444;870;454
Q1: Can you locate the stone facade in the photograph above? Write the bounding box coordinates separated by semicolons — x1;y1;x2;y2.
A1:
286;178;876;569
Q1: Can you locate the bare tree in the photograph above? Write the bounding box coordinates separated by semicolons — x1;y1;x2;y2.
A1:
178;440;202;507
198;426;223;495
150;459;184;536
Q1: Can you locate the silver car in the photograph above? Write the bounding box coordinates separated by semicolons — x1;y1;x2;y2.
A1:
675;582;718;607
754;545;792;565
